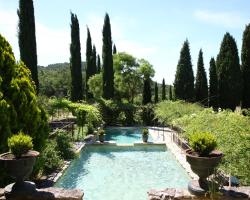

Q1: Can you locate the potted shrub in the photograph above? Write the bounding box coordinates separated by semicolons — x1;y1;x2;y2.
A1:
186;132;223;196
98;129;105;143
142;128;149;143
0;132;39;187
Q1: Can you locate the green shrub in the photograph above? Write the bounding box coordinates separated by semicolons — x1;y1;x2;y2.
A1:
55;129;75;160
38;141;63;174
189;132;217;156
8;133;33;158
98;129;105;135
140;104;155;125
142;128;149;135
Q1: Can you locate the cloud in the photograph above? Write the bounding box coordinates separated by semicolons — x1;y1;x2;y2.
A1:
194;10;248;28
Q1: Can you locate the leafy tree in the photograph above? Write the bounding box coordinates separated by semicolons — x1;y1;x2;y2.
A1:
97;54;101;73
18;0;39;92
113;43;117;54
113;52;141;102
169;85;173;100
216;33;242;110
154;82;158;103
208;58;218;108
195;49;208;105
86;27;92;98
162;78;166;100
241;24;250;108
102;13;114;99
70;12;83;101
0;34;48;152
174;40;194;102
88;74;103;98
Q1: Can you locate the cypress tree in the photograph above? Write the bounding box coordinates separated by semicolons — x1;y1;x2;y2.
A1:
154;82;158;103
18;0;39;92
113;44;117;54
70;12;83;101
241;24;250;108
97;54;101;73
86;27;92;98
216;32;242;110
143;78;151;105
102;13;114;99
92;45;97;75
162;78;166;100
169;85;173;100
195;49;208;105
209;57;218;108
174;40;194;102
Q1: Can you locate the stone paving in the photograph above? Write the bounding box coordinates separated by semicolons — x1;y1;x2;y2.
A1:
148;126;198;180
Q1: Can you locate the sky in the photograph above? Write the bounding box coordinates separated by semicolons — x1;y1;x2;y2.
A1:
0;0;249;84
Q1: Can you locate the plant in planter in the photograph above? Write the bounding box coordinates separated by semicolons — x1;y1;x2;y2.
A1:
0;132;39;193
142;128;149;143
186;132;223;196
98;129;105;143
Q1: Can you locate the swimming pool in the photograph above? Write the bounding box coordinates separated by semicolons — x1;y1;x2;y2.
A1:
104;127;153;143
55;145;190;200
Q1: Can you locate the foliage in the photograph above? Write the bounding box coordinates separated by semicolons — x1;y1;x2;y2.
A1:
98;129;105;135
169;85;173;100
97;54;101;73
162;78;166;100
241;24;250;108
55;129;75;160
209;58;218;108
154;82;158;103
195;49;208;105
216;32;242;110
174;109;250;185
113;43;117;54
188;132;217;156
70;12;83;101
140;104;155;125
8;132;33;158
142;128;149;135
102;13;114;99
0;34;48;153
174;40;194;102
155;100;203;125
142;78;152;105
18;0;39;92
88;73;103;98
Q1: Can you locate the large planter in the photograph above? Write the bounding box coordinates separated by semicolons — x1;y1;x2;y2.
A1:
186;149;223;195
142;134;148;143
99;134;105;143
0;150;39;183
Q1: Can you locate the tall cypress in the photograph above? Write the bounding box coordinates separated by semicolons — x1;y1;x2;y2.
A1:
195;49;208;105
174;40;194;102
102;13;114;99
162;78;166;100
92;45;97;75
97;54;101;73
169;85;173;100
154;82;158;103
143;78;151;105
18;0;39;92
113;44;117;54
209;58;218;108
70;12;83;101
86;27;92;98
241;24;250;108
216;32;242;110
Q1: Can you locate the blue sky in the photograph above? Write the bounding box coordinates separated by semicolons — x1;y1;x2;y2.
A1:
0;0;249;84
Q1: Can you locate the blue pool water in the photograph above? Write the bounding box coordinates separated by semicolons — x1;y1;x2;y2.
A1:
56;145;190;200
105;127;153;143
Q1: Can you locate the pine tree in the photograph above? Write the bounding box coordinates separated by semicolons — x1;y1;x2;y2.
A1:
174;40;194;102
195;49;208;105
216;32;242;110
113;44;117;54
208;58;218;108
154;82;158;103
143;78;151;105
86;27;92;98
70;12;83;101
102;13;114;99
162;78;166;100
18;0;39;92
97;54;101;73
169;85;173;100
241;24;250;108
